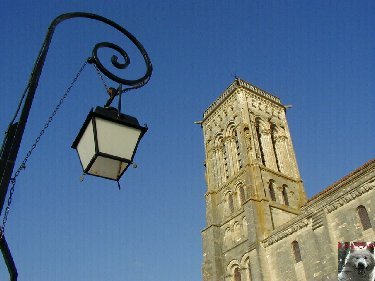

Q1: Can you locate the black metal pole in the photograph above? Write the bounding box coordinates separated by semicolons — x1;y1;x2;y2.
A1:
0;235;17;281
0;123;19;280
0;123;19;214
0;12;152;281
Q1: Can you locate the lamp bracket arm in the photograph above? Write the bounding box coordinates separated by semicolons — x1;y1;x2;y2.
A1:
32;12;153;94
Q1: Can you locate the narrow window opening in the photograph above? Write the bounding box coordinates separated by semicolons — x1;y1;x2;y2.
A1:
271;125;281;172
282;185;289;206
228;193;234;213
292;241;302;263
357;205;372;230
234;267;241;281
269;181;276;201
239;186;246;205
255;122;265;165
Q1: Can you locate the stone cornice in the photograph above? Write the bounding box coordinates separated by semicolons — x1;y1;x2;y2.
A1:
238;79;281;104
261;159;375;247
262;179;374;248
203;78;281;121
217;167;248;194
201;224;221;233
257;164;302;183
305;158;375;205
324;180;374;213
262;217;309;247
205;190;218;197
248;242;256;252
223;237;249;254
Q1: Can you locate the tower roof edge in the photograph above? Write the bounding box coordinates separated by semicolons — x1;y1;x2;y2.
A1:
202;78;282;122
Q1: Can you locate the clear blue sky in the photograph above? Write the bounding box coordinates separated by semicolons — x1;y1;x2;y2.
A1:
0;0;374;280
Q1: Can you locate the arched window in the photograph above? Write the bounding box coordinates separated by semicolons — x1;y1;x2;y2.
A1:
238;186;246;205
292;241;302;263
233;221;241;241
242;217;248;238
224;227;231;248
269;181;276;201
282;185;289;206
357;205;372;230
234;267;241;281
228;193;234;213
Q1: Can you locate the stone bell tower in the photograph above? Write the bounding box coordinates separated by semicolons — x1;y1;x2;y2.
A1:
201;78;307;281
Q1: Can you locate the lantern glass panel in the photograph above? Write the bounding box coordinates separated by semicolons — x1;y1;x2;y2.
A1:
76;121;96;171
88;156;129;180
95;117;142;160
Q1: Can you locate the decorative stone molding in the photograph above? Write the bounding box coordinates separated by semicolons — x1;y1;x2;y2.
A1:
324;181;374;213
247;93;282;118
274;135;287;143
238;79;281;104
311;210;324;230
248;242;256;252
203;78;281;121
259;127;271;136
262;219;309;247
204;90;238;123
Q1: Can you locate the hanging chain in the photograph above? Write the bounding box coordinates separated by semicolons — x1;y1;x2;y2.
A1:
0;61;88;239
92;62;109;92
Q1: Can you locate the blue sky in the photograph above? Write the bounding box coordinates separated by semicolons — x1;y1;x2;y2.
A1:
0;0;374;280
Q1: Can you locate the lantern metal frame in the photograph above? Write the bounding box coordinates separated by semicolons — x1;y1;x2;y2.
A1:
72;106;148;181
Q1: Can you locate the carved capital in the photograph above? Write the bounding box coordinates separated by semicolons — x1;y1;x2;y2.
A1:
260;129;271;135
258;119;272;135
274;135;287;143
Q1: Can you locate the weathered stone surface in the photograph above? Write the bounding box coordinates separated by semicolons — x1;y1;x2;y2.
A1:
200;79;375;281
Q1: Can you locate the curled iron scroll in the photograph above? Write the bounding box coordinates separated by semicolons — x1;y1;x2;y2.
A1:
90;36;152;92
46;12;153;94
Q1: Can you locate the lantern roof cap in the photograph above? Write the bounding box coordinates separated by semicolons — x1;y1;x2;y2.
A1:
93;106;143;126
71;106;147;150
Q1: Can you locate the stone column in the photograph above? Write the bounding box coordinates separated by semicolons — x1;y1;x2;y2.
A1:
251;119;264;165
258;120;278;171
273;127;290;175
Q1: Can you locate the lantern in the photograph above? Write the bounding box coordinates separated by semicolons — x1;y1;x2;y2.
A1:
72;106;147;181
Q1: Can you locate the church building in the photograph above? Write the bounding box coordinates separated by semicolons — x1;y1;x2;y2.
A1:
200;78;375;281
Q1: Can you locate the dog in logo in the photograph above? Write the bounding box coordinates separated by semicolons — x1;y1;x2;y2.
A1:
338;242;375;281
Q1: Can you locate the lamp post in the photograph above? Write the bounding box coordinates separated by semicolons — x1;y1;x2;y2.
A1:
0;12;152;280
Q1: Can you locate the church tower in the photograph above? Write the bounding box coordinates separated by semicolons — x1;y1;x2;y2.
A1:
201;78;307;281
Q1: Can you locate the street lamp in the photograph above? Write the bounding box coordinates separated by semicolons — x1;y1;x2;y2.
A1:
0;12;153;280
72;106;148;181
